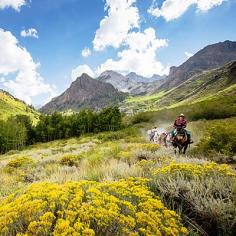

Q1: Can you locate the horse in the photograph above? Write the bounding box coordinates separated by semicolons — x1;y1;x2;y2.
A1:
152;128;168;147
172;127;190;154
147;129;155;142
166;133;173;147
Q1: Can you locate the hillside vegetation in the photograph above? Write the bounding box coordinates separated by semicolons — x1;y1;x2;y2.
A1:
0;58;236;235
121;61;236;113
0;107;122;154
0;90;39;123
0;79;236;235
0;122;235;235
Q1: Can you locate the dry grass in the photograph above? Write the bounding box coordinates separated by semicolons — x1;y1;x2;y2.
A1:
0;127;235;235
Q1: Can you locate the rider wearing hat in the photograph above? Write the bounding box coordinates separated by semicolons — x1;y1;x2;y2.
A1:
174;113;187;128
171;114;193;143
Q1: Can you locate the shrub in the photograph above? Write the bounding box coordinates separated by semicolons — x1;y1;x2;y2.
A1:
130;112;153;124
139;143;160;152
97;131;125;142
59;154;81;167
5;157;35;172
96;127;139;142
190;121;236;163
134;150;155;161
0;179;187;236
149;162;236;235
198;125;236;156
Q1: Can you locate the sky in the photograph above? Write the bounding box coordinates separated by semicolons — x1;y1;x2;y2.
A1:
0;0;235;106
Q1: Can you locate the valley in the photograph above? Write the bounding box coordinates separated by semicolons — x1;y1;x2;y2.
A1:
0;40;235;236
1;0;236;235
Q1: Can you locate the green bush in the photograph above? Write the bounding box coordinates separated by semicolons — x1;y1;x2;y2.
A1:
59;154;81;167
97;131;125;142
96;127;139;142
195;123;236;158
130;112;153;124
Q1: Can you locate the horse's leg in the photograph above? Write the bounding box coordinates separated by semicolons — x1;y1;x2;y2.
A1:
183;144;188;154
158;136;161;145
178;144;183;155
177;145;181;155
164;136;167;148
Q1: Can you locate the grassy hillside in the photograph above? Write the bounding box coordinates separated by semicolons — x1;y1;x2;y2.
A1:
0;62;235;235
0;90;39;123
0;121;235;235
121;61;236;113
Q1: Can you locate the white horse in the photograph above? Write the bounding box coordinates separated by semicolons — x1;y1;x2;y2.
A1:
147;129;155;141
148;128;169;147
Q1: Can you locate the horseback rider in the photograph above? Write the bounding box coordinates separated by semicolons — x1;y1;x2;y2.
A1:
171;114;193;143
148;126;158;141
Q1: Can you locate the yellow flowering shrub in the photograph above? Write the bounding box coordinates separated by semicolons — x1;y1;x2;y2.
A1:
5;157;35;169
4;157;36;174
126;143;160;153
153;161;236;178
138;143;160;152
118;151;133;164
0;178;187;236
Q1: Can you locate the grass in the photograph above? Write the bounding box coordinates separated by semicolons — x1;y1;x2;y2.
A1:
125;91;167;104
0;120;235;235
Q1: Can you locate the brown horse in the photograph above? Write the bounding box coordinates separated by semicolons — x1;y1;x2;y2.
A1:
172;127;189;154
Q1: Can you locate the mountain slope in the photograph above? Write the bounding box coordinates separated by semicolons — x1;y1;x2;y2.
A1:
0;90;39;122
97;70;141;94
156;60;236;108
40;73;127;114
120;60;236;113
159;40;236;91
126;72;166;83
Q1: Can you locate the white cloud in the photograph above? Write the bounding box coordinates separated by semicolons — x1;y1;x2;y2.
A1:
148;0;227;21
97;28;169;77
21;28;39;39
185;51;194;59
71;64;95;81
81;47;91;57
197;0;226;11
0;0;27;11
0;28;56;104
0;77;5;82
93;0;140;51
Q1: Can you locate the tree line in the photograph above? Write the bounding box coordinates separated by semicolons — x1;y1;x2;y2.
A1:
0;107;122;154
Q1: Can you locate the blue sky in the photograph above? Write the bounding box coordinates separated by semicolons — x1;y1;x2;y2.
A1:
0;0;235;106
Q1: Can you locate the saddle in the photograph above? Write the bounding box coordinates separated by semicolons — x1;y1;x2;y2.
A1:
173;127;187;142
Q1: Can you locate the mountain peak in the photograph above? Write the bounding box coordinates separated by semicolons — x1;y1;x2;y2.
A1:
40;73;127;114
126;72;137;76
80;72;91;78
158;40;236;91
99;70;123;78
74;73;92;81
